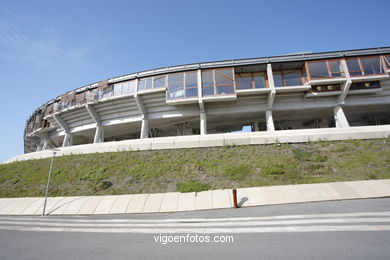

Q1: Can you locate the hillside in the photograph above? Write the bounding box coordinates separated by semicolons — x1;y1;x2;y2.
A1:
0;138;389;198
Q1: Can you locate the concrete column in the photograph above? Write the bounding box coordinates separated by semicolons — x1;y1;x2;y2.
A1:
334;106;350;128
62;132;73;147
254;121;260;132
36;142;43;152
266;110;275;132
200;110;207;135
140;118;149;139
93;126;104;143
41;138;53;150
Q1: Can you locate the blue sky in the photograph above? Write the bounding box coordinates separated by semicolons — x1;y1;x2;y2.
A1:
0;0;389;162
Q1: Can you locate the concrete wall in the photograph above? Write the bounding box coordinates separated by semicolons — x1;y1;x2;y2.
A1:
6;125;390;164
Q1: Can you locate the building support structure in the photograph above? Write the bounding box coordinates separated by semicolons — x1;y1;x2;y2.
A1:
53;114;73;147
266;63;276;132
86;104;104;143
134;84;149;139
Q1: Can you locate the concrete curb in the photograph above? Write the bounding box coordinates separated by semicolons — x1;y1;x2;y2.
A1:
0;179;389;216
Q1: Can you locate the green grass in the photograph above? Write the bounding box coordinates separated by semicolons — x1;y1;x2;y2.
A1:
0;138;389;197
177;180;210;193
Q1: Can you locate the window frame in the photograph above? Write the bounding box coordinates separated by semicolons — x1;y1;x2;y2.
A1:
202;68;236;96
137;75;168;92
167;71;198;100
235;71;268;90
305;58;345;81
273;69;304;87
346;56;385;77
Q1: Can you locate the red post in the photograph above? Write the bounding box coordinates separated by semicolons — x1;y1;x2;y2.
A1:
232;189;238;208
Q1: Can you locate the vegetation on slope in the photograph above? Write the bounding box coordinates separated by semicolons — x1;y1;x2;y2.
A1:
0;138;389;197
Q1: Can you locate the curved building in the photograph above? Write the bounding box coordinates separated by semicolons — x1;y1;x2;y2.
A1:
24;47;390;153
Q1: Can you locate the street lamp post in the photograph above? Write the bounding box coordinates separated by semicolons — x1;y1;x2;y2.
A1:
42;151;56;216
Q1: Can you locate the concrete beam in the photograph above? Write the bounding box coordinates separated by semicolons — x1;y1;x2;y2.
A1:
62;132;73;147
134;89;149;139
337;59;352;105
200;110;207;135
93;126;104;143
86;104;101;126
266;63;276;109
140;119;149;139
266;110;275;132
86;104;104;143
53;113;69;133
334;105;350;128
338;79;352;105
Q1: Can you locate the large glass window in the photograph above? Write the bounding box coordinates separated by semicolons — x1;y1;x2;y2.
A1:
202;68;235;96
385;55;390;69
347;57;384;76
138;77;153;91
138;76;167;92
167;72;198;100
236;72;267;89
307;60;343;79
113;80;136;96
273;70;303;87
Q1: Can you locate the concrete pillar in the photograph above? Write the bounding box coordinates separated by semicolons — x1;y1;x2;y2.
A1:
200;110;207;135
36;142;43;152
254;121;260;132
140;118;149;139
334;106;350;128
62;133;73;147
93;126;104;143
266;110;275;132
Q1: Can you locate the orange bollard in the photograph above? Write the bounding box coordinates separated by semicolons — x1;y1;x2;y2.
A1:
232;189;238;208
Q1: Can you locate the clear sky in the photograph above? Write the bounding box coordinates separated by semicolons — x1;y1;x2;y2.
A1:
0;0;389;162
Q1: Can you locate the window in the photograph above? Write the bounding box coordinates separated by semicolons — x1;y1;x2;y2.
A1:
346;57;384;76
236;72;267;90
153;76;167;89
167;72;198;100
138;77;153;91
273;70;303;87
311;84;341;92
307;60;344;80
350;81;380;90
202;68;235;96
113;80;136;96
385;55;390;69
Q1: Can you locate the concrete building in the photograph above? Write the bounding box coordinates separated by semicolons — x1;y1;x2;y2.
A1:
24;47;390;153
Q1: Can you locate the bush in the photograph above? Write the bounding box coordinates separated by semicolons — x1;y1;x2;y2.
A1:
177;180;210;193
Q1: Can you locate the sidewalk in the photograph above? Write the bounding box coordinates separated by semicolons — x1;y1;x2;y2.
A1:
0;179;389;216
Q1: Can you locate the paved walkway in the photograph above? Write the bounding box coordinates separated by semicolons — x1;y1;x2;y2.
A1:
0;179;389;216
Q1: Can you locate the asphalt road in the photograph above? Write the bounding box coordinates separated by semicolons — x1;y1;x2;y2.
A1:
0;198;389;259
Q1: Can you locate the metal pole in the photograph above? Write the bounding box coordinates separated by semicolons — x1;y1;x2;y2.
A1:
42;152;56;216
232;189;238;208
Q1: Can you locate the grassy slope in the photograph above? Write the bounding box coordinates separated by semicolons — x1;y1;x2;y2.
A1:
0;138;389;198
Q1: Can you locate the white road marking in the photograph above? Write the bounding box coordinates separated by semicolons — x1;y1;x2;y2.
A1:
0;217;389;228
0;211;389;233
0;211;389;223
0;225;389;233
